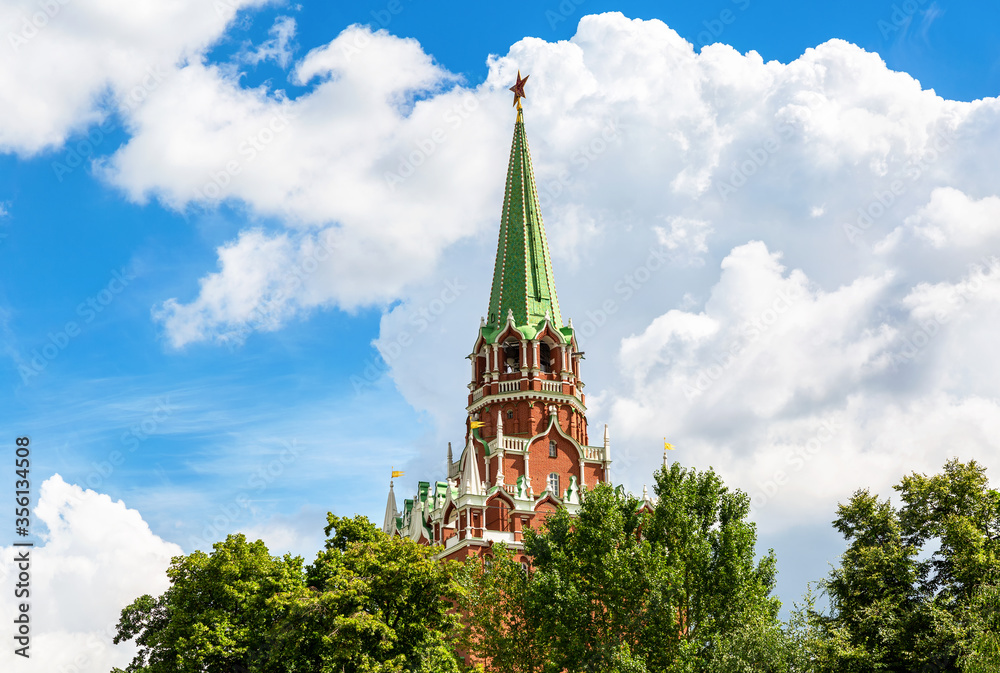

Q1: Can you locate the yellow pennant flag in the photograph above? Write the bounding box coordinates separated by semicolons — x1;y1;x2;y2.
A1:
470;421;485;429
664;438;675;451
391;470;405;478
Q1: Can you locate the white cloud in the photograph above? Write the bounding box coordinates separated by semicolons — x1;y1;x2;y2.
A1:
0;475;182;672
98;25;509;344
87;12;994;355
655;216;712;261
904;187;1000;248
240;15;297;68
351;15;1000;533
0;0;268;155
12;9;1000;539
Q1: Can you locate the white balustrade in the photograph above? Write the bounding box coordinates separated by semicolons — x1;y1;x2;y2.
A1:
498;380;520;393
482;530;516;544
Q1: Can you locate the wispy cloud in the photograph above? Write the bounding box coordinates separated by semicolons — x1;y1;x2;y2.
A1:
239;16;297;69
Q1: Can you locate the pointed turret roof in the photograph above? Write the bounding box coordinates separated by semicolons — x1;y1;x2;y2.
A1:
382;480;398;535
459;437;484;496
485;107;565;338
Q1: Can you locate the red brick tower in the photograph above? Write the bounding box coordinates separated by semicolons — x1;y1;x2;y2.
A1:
383;75;611;563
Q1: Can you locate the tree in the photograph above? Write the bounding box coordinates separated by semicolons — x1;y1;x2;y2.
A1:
458;544;544;673
268;513;463;673
462;463;787;673
111;534;304;673
111;517;463;673
815;459;1000;673
645;462;784;673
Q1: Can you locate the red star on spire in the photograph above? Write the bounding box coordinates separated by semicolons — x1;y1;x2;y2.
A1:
509;71;529;108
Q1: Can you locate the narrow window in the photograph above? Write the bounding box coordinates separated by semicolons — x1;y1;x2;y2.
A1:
507;410;514;420
549;440;557;458
504;341;519;372
548;472;560;494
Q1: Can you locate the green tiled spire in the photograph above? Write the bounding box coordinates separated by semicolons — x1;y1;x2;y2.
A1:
486;108;563;333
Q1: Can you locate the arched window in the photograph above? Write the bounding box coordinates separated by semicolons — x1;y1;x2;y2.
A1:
503;340;519;373
540;342;552;372
549;440;557;458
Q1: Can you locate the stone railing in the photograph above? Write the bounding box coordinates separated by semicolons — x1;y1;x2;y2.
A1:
472;387;484;401
583;446;605;461
539;380;562;393
493;436;529;453
482;530;516;544
498;380;520;393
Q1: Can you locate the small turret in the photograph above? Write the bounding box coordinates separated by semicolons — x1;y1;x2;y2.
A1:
382;480;398;535
459;436;484;497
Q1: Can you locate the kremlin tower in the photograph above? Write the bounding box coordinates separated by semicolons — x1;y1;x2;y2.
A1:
382;74;611;563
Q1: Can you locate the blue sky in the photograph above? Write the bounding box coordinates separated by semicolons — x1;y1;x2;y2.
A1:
4;1;1000;665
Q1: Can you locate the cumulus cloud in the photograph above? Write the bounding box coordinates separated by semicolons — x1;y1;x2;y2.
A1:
84;12;994;357
904;187;1000;248
357;13;1000;531
0;475;182;672
99;24;509;344
0;0;267;154
9;8;1000;535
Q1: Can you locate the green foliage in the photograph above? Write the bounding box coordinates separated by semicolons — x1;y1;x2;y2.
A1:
111;460;997;673
458;544;541;673
324;513;384;551
111;533;304;673
646;462;782;672
111;518;462;673
461;463;788;673
814;459;1000;673
961;583;1000;673
271;515;463;672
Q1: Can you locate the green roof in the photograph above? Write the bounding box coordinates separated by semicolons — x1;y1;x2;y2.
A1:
486;108;565;338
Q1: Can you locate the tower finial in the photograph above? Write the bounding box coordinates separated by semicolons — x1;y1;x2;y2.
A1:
509;70;529;109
